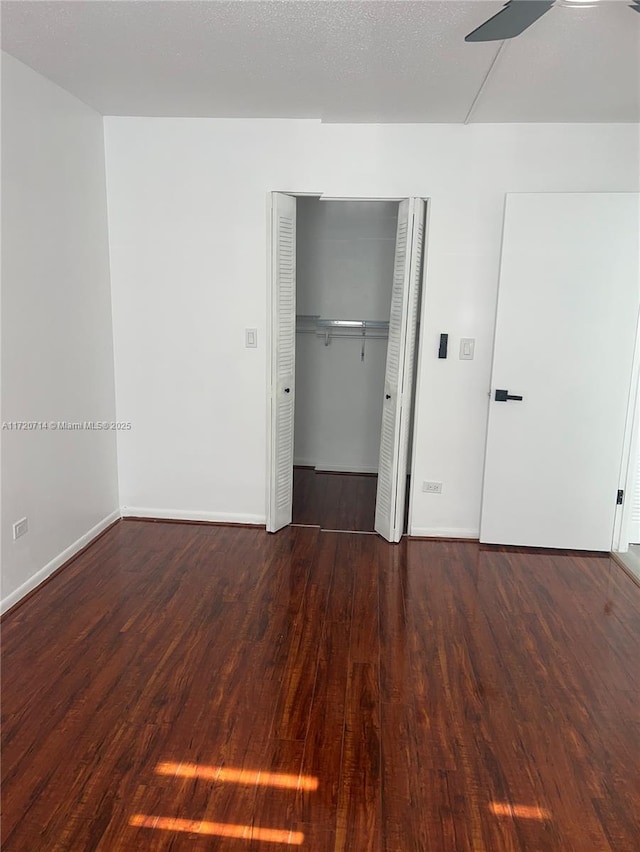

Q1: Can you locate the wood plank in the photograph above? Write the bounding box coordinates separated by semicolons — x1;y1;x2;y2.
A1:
335;662;381;851
349;534;380;664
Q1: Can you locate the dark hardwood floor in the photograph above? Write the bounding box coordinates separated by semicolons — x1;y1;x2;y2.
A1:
2;520;640;850
292;467;377;532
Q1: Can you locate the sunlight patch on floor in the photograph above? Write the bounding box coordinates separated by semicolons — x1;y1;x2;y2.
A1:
130;814;304;844
155;761;319;791
490;801;551;820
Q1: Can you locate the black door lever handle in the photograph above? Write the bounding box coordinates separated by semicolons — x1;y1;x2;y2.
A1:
495;389;523;402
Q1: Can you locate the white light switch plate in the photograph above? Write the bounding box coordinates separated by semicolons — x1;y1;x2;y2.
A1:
459;338;475;360
245;328;258;348
13;517;28;540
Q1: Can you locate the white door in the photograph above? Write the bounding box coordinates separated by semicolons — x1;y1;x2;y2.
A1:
481;193;640;550
267;193;296;533
375;197;426;543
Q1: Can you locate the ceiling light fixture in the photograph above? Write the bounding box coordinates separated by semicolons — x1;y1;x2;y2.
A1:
465;0;639;42
560;0;601;7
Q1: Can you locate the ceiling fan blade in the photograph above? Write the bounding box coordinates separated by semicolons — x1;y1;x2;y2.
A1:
630;1;640;12
465;0;555;42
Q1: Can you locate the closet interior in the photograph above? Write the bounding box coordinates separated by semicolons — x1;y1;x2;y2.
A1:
292;198;398;532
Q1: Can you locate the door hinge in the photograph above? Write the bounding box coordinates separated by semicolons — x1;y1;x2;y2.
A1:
617;489;624;505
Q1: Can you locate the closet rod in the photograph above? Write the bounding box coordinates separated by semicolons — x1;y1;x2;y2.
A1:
295;329;388;339
295;315;388;358
317;319;388;330
296;315;389;331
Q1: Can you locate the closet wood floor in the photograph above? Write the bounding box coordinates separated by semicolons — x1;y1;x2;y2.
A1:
2;520;639;851
292;467;377;532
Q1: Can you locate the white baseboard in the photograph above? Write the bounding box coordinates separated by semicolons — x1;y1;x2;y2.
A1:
409;526;480;540
1;508;121;615
121;507;266;526
294;460;378;474
294;457;316;468
316;463;378;474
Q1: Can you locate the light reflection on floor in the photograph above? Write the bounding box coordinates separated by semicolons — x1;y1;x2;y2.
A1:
130;761;317;845
490;801;551;820
129;814;304;844
156;761;318;791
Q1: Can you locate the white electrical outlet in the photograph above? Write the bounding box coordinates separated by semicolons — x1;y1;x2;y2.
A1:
422;481;442;493
13;517;28;540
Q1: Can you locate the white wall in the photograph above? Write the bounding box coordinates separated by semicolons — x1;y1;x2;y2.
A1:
1;53;119;611
103;118;639;535
296;199;398;319
295;199;396;472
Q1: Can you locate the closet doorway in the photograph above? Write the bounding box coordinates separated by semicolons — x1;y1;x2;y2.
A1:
266;193;427;543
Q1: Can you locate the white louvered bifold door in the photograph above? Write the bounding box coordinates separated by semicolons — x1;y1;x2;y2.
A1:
375;198;426;543
267;193;296;533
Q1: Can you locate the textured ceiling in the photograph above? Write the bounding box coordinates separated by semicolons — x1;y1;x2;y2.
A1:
1;0;639;122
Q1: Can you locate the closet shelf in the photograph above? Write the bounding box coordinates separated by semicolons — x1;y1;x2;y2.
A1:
296;314;389;341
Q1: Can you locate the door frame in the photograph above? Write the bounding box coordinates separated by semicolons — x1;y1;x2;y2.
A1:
265;191;430;537
612;307;640;552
